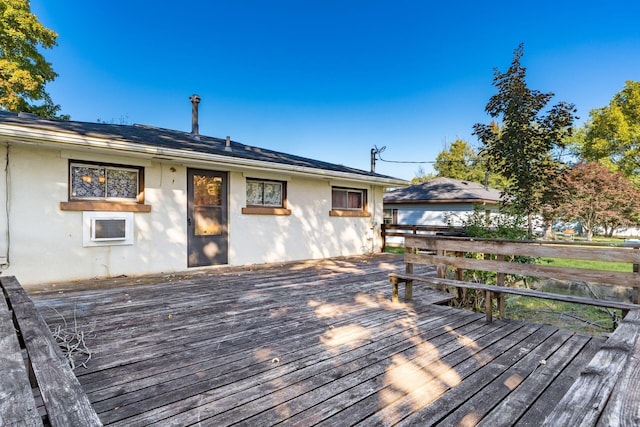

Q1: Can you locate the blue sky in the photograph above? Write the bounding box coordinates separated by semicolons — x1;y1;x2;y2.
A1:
30;0;640;181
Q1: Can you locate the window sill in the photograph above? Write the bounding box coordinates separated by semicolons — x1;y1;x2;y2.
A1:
329;209;371;217
60;201;152;212
242;207;291;216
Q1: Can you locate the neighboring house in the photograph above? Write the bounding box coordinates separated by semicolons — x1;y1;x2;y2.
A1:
383;177;501;226
0;107;407;286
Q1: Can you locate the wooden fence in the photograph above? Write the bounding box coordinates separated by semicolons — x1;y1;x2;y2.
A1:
380;223;466;251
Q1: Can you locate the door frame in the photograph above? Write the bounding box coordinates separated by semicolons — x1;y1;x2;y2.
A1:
186;168;229;267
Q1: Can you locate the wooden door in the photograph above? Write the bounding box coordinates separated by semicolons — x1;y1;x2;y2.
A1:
187;169;228;267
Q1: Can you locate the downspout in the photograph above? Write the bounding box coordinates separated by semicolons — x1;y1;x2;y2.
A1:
370;184;377;253
1;143;10;269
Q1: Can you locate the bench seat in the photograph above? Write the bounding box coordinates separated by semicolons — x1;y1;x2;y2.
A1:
0;276;102;427
390;272;639;322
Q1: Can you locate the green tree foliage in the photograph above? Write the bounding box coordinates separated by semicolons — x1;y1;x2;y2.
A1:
410;166;436;184
0;0;65;118
578;81;640;179
473;45;577;231
432;138;507;189
555;161;640;240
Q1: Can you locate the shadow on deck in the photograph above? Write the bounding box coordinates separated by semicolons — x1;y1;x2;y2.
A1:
25;254;619;426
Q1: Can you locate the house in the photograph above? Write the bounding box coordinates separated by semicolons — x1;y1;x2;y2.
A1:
0;102;407;287
383;177;501;226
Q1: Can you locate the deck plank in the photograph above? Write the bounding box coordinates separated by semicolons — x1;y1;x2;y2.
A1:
23;254;615;426
514;337;603;426
275;318;520;427
0;301;43;426
542;310;640;426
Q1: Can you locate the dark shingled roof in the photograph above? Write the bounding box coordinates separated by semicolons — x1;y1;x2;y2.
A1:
384;177;501;204
0;111;402;182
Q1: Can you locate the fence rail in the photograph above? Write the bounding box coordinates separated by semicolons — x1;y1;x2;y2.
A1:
380;223;466;250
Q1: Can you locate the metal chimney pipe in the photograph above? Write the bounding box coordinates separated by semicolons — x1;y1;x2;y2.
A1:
190;94;201;139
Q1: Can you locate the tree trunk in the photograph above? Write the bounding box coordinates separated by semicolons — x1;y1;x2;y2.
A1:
542;219;554;240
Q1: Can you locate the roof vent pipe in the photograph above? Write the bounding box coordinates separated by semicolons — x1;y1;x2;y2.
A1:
225;136;232;152
190;94;201;140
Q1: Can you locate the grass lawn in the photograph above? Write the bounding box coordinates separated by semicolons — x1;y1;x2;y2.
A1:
384;246;404;254
539;257;633;272
503;294;620;336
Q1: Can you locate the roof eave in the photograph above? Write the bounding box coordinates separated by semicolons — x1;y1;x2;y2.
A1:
0;124;409;187
384;198;500;205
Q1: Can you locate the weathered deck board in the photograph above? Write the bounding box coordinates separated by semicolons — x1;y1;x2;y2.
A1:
0;295;43;426
286;319;523;427
26;254;610;426
514;337;603;426
543;309;640;426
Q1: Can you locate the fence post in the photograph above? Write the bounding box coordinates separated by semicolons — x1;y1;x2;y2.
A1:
381;223;386;252
633;250;639;305
405;244;414;300
496;254;505;318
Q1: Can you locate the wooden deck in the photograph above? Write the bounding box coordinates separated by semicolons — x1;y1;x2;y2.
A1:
28;254;606;426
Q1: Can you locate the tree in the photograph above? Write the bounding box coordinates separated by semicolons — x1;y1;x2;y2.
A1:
0;0;65;118
556;161;640;240
432;138;507;189
434;139;478;180
577;81;640;179
411;166;436;184
473;44;577;233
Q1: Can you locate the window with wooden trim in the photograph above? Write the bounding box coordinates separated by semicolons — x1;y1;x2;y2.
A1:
60;161;149;212
69;162;143;201
330;187;370;217
383;208;398;224
242;178;291;215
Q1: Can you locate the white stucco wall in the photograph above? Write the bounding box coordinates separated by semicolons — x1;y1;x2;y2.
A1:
393;203;498;226
384;203;500;245
230;174;381;264
0;144;384;286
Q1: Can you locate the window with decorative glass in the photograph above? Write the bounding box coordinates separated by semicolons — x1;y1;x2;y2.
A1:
246;179;285;207
69;162;143;202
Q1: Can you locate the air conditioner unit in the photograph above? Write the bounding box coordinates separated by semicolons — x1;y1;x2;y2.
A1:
83;212;134;247
91;217;127;241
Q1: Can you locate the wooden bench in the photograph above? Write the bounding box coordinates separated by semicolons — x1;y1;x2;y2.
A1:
0;276;102;426
389;235;640;323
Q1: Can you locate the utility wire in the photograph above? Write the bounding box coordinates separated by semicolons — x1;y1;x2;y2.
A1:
373;145;576;166
378;154;435;164
373;145;434;165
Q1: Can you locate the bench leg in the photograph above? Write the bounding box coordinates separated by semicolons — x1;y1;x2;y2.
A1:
485;290;493;323
392;281;399;303
497;293;505;319
405;280;413;301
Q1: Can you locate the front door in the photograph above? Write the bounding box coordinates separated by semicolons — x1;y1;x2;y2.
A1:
187;168;228;267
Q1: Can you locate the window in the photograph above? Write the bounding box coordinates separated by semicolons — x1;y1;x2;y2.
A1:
70;162;141;201
242;179;291;215
246;179;284;207
383;208;398;224
330;187;370;217
60;161;150;212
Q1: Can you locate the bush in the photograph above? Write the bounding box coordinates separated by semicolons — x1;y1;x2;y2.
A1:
444;207;536;312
